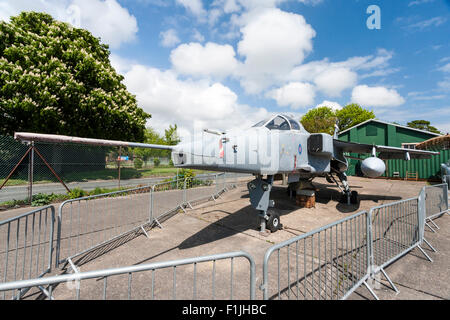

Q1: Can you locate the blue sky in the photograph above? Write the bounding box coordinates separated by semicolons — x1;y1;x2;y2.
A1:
1;0;449;136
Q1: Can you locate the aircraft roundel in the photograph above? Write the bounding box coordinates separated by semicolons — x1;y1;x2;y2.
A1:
298;144;302;155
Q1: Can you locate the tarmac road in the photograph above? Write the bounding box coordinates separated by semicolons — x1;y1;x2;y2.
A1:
0;173;249;203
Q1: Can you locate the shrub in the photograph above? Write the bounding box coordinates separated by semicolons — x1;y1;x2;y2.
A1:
153;158;161;167
31;193;60;206
69;188;86;199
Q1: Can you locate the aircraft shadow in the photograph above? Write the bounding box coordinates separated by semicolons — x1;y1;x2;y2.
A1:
177;184;403;250
143;183;403;255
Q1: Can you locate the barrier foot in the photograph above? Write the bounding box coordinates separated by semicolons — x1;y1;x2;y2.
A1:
38;285;55;300
429;219;440;230
423;238;437;252
140;226;150;239
380;268;399;294
417;245;433;262
68;258;79;273
363;281;379;300
425;222;436;233
153;218;163;229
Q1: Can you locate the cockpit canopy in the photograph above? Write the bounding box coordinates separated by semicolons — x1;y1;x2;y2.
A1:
252;114;306;132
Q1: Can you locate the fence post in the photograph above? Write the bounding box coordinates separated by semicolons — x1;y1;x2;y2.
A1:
28;142;34;205
366;210;374;277
149;186;153;224
215;173;218;196
118;146;122;189
183;177;187;205
418;188;426;243
444;183;449;213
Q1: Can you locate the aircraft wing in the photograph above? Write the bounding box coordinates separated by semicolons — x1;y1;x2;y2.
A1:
14;132;174;150
333;139;439;160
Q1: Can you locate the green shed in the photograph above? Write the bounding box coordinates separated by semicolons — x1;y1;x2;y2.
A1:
338;119;449;181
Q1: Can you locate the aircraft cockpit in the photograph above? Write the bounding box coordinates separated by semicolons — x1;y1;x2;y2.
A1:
252;114;306;133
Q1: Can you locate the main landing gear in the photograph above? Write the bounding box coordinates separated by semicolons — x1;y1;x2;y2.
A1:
247;175;283;234
326;172;359;205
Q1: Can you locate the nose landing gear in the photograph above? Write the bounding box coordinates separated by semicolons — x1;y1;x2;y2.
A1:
248;175;283;234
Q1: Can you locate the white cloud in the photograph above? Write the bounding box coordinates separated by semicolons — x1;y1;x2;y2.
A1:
122;64;270;135
407;16;447;30
313;68;357;97
175;0;206;17
170;42;239;78
192;29;205;42
286;49;394;96
267;82;316;109
159;29;180;48
438;79;450;91
315;100;342;111
0;0;138;49
439;63;450;73
408;0;435;6
233;0;322;11
237;8;316;93
351;85;406;107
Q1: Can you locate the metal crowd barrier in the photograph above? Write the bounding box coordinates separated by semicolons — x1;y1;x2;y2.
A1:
0;251;255;300
56;173;237;269
420;183;449;232
367;197;433;296
261;188;441;300
262;211;373;300
55;185;153;268
0;205;55;300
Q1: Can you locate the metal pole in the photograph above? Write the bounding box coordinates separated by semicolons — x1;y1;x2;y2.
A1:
32;147;71;193
118;147;122;189
0;146;32;191
28;142;34;205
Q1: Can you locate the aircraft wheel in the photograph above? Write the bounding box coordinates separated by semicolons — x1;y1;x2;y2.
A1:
267;210;282;232
350;191;359;204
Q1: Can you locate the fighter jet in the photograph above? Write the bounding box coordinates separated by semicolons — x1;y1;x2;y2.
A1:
15;114;439;233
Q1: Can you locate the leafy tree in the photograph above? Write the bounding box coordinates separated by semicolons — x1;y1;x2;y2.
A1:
164;124;181;146
133;125;180;161
0;12;150;141
407;120;441;135
300;106;336;135
335;104;375;133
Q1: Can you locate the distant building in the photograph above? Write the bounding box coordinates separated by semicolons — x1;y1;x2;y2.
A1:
338;119;449;180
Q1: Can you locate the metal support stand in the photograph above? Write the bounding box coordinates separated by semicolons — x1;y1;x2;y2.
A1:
417;245;433;262
140;226;150;239
423;238;437;252
380;268;400;294
362;281;379;300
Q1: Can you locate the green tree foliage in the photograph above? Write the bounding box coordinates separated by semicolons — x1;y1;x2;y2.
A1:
0;12;150;141
335;104;375;133
164;124;181;146
407;120;441;135
300;104;376;135
300;106;337;135
133;125;180;161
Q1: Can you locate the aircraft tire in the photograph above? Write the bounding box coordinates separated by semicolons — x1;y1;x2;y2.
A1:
267;210;282;232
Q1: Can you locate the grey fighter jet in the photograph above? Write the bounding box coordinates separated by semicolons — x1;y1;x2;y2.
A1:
15;114;440;233
169;114;439;233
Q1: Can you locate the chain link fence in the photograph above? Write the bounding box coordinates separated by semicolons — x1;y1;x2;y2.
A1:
0;135;179;206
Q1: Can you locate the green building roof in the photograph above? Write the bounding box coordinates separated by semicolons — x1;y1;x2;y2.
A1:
338;119;439;148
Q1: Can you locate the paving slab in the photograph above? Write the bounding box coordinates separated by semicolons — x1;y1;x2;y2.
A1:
2;176;448;300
